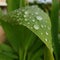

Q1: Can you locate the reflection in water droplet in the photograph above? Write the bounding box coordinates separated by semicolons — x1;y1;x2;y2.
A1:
33;24;39;30
36;16;43;21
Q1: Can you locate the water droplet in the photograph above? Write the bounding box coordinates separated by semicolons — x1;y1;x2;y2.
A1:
25;11;28;15
36;16;43;21
25;19;28;21
45;38;48;42
32;20;35;22
41;25;44;28
24;15;26;17
19;22;22;25
46;32;48;35
41;33;43;35
33;24;39;30
35;12;38;15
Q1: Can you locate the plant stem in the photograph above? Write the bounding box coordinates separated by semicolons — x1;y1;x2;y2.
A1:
20;0;27;8
51;0;59;60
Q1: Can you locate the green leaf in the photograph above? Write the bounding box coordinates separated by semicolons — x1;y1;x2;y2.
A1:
51;0;59;60
0;5;54;60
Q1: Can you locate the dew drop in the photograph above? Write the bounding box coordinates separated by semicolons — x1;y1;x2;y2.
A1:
24;15;26;17
32;19;35;22
45;38;48;42
36;16;43;21
25;11;28;15
25;19;28;21
35;12;38;15
33;24;39;30
46;32;48;35
41;32;43;35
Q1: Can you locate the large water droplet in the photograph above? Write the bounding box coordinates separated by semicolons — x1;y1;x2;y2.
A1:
33;24;39;30
35;12;38;15
36;16;43;21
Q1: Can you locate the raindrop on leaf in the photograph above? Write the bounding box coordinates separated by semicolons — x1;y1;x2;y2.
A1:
33;24;39;30
36;16;43;21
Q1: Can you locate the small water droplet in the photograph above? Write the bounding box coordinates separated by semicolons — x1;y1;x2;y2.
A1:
33;24;39;30
25;11;28;15
41;33;43;35
36;16;43;21
32;20;35;22
35;12;38;15
24;15;26;17
45;38;48;42
41;25;44;28
19;22;22;25
25;19;28;21
46;32;48;35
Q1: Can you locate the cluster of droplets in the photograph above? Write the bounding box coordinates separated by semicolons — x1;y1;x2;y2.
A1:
4;6;51;43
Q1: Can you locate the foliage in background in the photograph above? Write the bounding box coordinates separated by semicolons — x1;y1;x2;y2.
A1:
51;0;59;60
0;0;59;60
